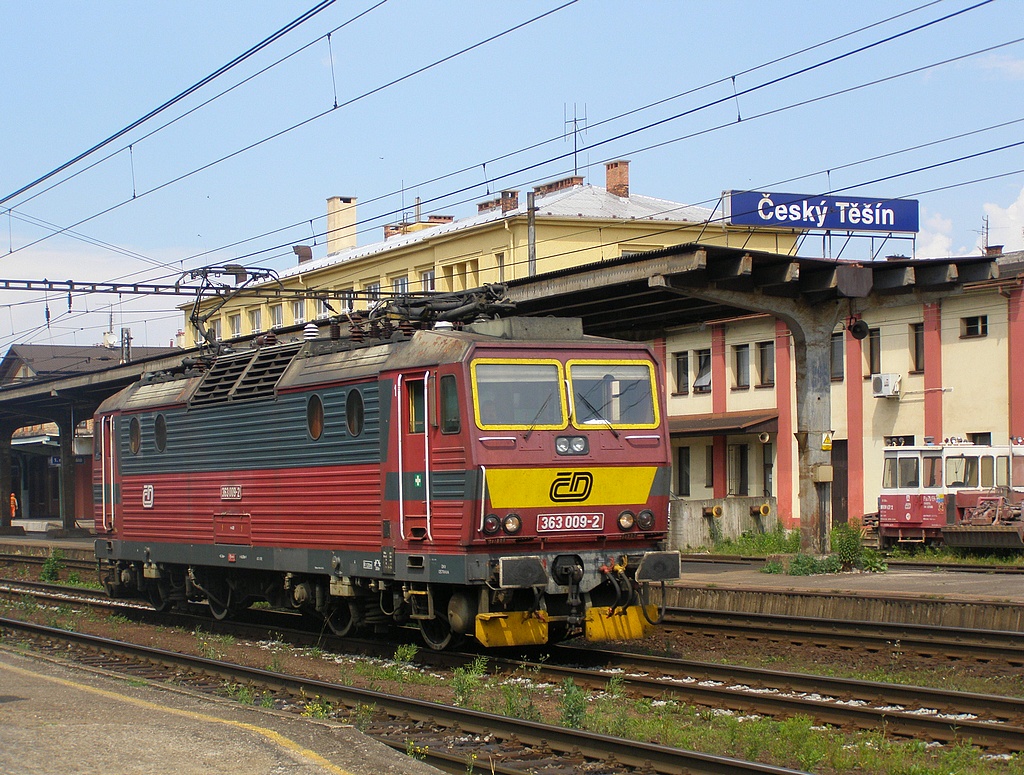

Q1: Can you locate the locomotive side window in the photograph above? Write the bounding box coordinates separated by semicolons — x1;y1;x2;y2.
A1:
881;456;897;489
154;414;167;453
128;416;141;455
922;456;942;488
346;389;364;437
471;360;565;429
567;360;658;428
307;394;324;441
439;375;460;434
407;379;425;434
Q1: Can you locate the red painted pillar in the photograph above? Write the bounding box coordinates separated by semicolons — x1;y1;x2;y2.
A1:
1009;288;1024;439
775;320;795;527
845;328;865;520
711;325;727;498
924;303;943;443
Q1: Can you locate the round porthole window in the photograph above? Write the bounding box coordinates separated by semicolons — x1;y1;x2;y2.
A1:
346;389;364;437
307;394;324;440
154;414;167;453
129;416;141;455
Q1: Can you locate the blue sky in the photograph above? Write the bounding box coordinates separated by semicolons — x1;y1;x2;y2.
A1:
2;0;1022;347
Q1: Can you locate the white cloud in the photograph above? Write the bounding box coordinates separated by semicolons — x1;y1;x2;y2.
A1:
915;211;956;258
979;54;1024;81
983;186;1024;253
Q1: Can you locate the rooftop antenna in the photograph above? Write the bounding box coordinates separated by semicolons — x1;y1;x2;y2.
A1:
563;103;588;176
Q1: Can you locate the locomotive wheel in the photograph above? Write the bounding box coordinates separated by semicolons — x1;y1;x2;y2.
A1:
146;582;173;613
325;601;356;637
206;579;233;621
419;614;462;651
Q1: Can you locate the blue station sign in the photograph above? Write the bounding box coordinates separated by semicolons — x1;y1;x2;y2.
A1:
726;190;919;233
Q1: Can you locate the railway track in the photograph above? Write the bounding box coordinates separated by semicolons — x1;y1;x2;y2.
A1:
5;579;1024;753
0;616;808;775
664;607;1024;666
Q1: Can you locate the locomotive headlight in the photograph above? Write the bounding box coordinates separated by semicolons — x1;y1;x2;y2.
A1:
636;509;655;530
555;435;589;455
502;514;522;534
483;514;501;534
617;510;636;530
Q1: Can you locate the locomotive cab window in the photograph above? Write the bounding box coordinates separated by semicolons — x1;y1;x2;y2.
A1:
567;360;658;429
946;455;979;488
439;375;460;434
471;359;566;429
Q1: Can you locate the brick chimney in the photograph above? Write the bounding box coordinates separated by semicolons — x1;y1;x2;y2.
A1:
327;196;357;255
501;190;519;213
533;176;584;197
606;160;629;198
986;244;1004;257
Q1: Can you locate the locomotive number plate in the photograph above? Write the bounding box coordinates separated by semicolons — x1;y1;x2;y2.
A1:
537;513;604;532
220;486;242;501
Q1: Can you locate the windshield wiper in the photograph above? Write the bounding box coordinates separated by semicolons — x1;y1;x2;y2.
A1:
523;390;556;441
574;391;619;438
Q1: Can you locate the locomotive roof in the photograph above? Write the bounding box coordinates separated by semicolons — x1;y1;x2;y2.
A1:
97;318;640;414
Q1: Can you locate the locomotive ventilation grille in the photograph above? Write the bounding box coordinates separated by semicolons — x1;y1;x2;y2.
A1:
189;344;301;407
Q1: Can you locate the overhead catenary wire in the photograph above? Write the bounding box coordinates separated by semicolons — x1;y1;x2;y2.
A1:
2;0;1017;345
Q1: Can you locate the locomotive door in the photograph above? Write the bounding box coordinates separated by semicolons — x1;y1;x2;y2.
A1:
97;414;118;533
397;372;432;542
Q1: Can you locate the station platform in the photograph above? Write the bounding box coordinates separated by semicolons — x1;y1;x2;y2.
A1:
0;647;440;775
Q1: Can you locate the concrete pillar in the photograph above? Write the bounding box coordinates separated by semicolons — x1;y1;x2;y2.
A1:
0;421;19;532
55;408;77;531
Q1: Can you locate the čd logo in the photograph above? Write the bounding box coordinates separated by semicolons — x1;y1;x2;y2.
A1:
549;471;593;502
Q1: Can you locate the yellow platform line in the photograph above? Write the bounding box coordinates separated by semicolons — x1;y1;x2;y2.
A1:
1;660;356;775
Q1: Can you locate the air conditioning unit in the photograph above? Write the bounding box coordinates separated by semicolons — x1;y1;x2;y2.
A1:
871;373;901;398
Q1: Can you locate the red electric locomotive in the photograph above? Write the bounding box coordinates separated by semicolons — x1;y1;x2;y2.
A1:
94;315;680;649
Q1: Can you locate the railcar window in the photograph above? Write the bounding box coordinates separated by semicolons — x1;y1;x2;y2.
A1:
881;457;897;489
128;416;141;455
345;389;364;437
307;394;324;441
898;457;919;488
923;456;942;488
997;455;1010;487
568;361;657;428
981;456;995;488
472;361;564;428
439;375;460;434
946;455;979;487
154;414;167;453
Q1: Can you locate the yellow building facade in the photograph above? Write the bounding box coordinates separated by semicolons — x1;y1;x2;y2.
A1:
183;162;800;346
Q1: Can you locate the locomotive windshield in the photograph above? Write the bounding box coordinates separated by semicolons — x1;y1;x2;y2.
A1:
567;361;658;428
472;360;567;429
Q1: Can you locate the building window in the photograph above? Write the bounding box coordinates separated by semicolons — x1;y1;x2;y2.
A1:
229;314;241;339
365;282;381;302
420;269;436;292
673;352;688;395
210;318;222;342
291;300;305;325
911;323;925;372
676;446;691;497
733;344;750;389
961;315;988;338
830;331;844;381
885;434;915;447
340;290;355;312
968;432;992;445
495;252;505;283
269;304;283;329
728;443;749;495
868;328;881;375
757;340;774;386
392;275;409;295
704;445;714;488
248;308;262;334
693;349;711;393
